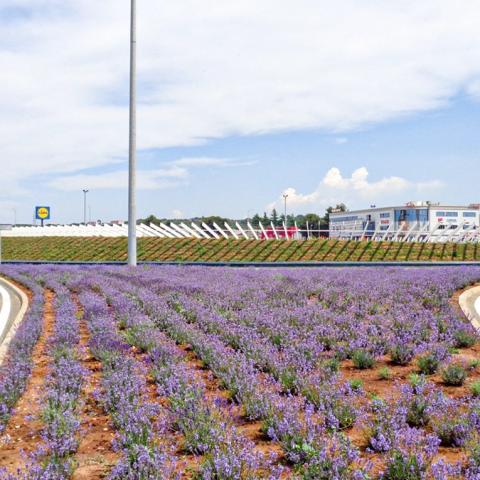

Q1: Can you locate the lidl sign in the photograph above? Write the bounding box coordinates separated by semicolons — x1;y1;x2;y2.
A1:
35;206;50;220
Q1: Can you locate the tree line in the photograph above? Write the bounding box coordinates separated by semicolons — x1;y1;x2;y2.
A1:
139;204;347;234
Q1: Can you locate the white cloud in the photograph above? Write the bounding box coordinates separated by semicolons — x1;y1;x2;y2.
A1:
267;167;444;212
49;166;188;192
47;155;251;192
171;157;255;168
2;1;480;195
172;209;184;218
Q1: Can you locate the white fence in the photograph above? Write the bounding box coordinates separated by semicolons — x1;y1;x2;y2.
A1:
2;221;480;243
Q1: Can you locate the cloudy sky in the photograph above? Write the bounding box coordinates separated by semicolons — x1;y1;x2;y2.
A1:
1;1;480;224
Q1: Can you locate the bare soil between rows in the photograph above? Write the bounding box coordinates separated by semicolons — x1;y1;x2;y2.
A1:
72;299;118;480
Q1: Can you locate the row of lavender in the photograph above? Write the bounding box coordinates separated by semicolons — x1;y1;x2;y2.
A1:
104;265;480;478
0;268;86;479
1;265;480;479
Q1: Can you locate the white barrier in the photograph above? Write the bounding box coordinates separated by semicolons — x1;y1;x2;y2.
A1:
1;221;479;243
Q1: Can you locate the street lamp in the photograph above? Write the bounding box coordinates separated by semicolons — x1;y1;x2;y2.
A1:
83;189;89;225
128;0;137;266
283;193;288;226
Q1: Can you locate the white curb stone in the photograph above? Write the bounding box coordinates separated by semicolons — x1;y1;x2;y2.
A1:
0;277;29;364
459;285;480;333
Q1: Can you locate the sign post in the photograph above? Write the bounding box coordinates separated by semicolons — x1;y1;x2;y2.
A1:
35;206;51;227
0;225;12;265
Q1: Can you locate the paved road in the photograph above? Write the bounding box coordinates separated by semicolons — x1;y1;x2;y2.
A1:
0;278;23;346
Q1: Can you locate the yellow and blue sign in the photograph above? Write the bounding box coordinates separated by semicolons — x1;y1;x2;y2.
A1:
35;206;51;221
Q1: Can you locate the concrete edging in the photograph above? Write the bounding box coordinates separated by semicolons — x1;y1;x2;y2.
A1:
1;260;480;267
0;277;29;364
459;285;480;332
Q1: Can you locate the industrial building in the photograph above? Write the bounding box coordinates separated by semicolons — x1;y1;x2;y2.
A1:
329;202;480;242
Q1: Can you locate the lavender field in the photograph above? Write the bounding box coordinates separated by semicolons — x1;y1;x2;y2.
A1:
0;266;480;479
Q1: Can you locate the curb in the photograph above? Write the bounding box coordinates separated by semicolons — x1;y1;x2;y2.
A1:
0;277;29;364
1;260;480;267
459;286;480;332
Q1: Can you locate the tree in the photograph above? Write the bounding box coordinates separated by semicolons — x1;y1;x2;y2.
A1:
139;214;161;226
200;216;229;228
270;209;279;226
321;204;347;234
251;213;262;226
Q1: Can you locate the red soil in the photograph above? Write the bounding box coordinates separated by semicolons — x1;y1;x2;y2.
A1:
71;304;118;480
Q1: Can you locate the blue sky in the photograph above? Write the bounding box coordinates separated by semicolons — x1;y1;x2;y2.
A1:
1;1;480;224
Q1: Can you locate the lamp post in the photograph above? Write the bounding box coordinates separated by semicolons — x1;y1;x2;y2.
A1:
283;193;288;226
82;189;89;225
128;0;137;266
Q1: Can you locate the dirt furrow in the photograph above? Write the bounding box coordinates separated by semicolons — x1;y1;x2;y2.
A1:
72;301;118;480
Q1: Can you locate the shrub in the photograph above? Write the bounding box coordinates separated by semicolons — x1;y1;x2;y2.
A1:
400;377;441;428
378;367;392;380
454;329;477;349
199;430;268;480
390;344;415;366
442;363;468;386
417;353;440;375
366;399;406;452
469;359;480;370
295;434;366;480
302;381;359;431
471;381;480;397
408;373;422;387
382;450;422;480
278;368;299;393
430;398;470;447
381;428;451;480
349;379;363;391
321;358;340;374
464;435;480;479
352;349;375;369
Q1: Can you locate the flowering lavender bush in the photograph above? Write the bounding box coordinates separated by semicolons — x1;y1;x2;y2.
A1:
380;428;459;479
1;264;480;479
0;269;44;430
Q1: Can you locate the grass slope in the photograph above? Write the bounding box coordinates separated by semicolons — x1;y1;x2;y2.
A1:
1;237;479;262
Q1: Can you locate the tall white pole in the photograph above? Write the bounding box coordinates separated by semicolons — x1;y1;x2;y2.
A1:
83;189;89;225
128;0;137;266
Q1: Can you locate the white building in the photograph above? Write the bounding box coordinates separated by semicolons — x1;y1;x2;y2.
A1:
329;202;480;242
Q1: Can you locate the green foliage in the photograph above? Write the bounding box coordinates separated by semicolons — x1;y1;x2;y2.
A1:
442;363;468;386
390;344;414;366
383;452;421;480
321;358;340;374
378;367;392;380
408;373;423;387
417;353;439;375
470;359;480;370
471;381;480;397
352;349;375;369
454;329;477;348
270;209;280;226
349;379;363;391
